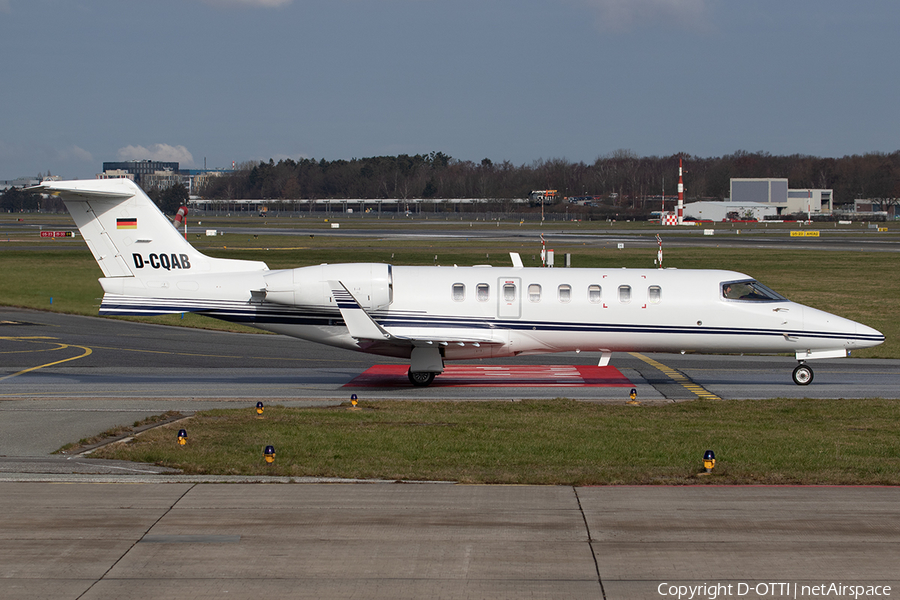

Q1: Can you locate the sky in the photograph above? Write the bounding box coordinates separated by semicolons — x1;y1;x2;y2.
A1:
2;0;899;180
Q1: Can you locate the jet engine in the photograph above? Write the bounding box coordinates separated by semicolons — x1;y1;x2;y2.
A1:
263;263;392;310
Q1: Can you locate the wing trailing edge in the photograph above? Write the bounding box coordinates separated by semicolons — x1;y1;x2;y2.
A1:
329;281;500;348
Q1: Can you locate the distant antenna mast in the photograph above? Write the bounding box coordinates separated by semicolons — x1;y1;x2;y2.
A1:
662;177;665;214
807;190;812;224
677;158;684;225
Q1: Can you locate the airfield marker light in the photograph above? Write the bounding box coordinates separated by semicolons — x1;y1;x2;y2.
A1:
626;387;640;405
351;394;358;407
177;429;187;446
256;401;264;416
264;445;276;464
703;450;716;472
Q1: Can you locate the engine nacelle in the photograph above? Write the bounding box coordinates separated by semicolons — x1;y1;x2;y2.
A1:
263;263;393;310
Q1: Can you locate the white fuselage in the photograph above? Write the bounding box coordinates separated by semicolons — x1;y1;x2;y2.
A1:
239;264;881;362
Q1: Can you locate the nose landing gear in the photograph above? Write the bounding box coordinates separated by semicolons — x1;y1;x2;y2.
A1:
792;362;814;386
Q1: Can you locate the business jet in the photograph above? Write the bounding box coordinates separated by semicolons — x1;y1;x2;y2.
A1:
32;178;883;387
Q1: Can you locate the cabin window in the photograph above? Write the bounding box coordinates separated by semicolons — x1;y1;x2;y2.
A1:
452;283;465;302
722;279;787;302
558;284;572;303
476;283;490;302
588;284;602;303
618;285;632;303
648;285;661;304
503;283;517;302
528;284;542;302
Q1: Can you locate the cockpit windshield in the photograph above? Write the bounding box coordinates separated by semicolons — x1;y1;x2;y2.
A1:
721;279;787;302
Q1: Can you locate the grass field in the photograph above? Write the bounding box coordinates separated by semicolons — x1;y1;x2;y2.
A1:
86;399;900;485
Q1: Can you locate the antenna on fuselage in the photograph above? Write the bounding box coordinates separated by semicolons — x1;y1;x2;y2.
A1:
656;234;663;269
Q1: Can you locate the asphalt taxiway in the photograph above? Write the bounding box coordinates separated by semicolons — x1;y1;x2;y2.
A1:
2;307;900;599
3;482;899;599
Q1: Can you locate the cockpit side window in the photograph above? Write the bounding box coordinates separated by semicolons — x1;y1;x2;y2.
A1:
722;279;787;302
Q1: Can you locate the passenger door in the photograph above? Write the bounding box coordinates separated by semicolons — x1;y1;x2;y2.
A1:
498;277;521;319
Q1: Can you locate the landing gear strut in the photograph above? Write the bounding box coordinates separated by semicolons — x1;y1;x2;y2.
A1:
792;363;813;386
408;370;436;387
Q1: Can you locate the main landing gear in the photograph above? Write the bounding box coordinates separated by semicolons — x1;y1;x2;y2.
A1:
408;370;436;387
792;362;814;386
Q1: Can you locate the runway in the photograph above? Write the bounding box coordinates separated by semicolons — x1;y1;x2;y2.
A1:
2;307;900;598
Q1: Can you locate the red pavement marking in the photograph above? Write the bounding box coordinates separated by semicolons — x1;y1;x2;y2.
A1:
345;364;633;388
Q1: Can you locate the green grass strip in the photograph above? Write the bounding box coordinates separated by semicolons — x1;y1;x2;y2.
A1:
89;399;900;485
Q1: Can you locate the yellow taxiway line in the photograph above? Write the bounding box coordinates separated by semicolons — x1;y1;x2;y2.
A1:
0;336;93;382
628;352;721;400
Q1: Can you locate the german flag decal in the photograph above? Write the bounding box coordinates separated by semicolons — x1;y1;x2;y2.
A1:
117;218;137;229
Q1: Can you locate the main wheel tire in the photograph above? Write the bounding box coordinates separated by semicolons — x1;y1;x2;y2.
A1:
792;364;813;386
408;370;436;387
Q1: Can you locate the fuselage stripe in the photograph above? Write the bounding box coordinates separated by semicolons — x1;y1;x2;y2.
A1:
97;296;883;345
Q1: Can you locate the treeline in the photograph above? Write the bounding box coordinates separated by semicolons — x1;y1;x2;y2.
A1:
0;180;188;215
199;150;900;207
0;186;64;213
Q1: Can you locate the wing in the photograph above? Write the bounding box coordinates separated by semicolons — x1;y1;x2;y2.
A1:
329;281;501;349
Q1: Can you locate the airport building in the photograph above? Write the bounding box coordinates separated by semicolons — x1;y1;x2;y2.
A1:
1;177;41;191
97;169;135;181
682;201;778;222
852;199;898;219
98;161;233;195
101;160;182;185
683;178;834;221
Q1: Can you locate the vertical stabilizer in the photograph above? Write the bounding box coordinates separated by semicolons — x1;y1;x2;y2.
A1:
33;179;267;277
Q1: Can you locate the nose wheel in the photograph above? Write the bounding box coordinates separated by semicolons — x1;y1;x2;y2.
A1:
792;363;813;386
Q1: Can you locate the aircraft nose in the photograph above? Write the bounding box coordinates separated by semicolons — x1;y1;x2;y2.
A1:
856;321;885;347
800;306;884;349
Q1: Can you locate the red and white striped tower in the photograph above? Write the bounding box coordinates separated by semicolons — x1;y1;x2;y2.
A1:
676;158;684;225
